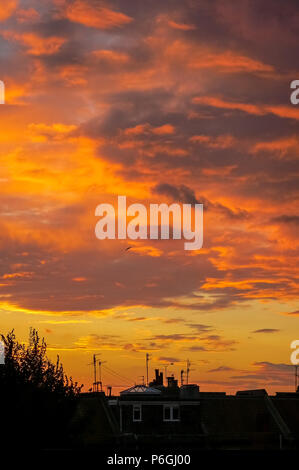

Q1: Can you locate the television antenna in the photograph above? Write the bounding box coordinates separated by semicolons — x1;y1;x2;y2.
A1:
146;353;151;386
160;362;174;380
186;359;191;384
87;353;101;392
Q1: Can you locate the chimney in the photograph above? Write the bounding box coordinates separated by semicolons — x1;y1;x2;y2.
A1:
160;371;164;386
167;375;178;389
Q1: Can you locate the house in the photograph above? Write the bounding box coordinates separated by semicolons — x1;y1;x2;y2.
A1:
73;369;299;450
106;369;299;450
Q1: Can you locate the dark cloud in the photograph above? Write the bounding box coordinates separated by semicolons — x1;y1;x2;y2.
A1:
230;362;294;383
185;346;207;352
187;323;214;333
252;329;280;334
208;365;235;373
150;334;198;342
271;215;299;225
153;183;250;220
154;183;198;205
158;356;181;363
282;310;299;316
162;318;186;324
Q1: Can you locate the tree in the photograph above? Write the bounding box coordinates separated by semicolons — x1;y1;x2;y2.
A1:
0;328;82;449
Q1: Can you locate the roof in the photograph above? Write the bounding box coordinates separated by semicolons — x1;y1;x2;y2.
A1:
120;384;162;395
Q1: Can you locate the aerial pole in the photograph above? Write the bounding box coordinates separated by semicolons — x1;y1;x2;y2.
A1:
186;359;191;385
93;354;96;386
162;362;174;380
87;353;101;391
146;353;151;386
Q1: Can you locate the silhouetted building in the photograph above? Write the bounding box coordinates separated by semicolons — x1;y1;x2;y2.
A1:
73;370;299;450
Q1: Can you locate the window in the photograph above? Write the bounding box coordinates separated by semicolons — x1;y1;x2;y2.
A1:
163;405;180;422
172;406;180;421
133;404;142;422
164;406;171;421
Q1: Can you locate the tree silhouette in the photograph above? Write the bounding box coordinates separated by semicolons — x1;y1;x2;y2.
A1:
0;328;82;449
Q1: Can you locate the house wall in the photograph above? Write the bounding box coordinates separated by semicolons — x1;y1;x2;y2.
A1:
119;401;202;435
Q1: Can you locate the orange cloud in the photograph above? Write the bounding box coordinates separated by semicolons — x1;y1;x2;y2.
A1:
39;319;91;324
2;31;66;55
0;0;18;21
265;105;299;120
123;123;175;136
251;136;299;157
4;82;30;104
27;123;77;142
189;50;274;73
190;134;236;149
74;334;123;351
92;49;130;64
123;124;151;136
16;8;40;23
152;124;175;135
59;64;88;85
64;0;132;29
2;272;33;279
193;96;299;120
130;245;163;257
164;40;274;75
193;96;264;115
0;300;108;317
168;20;196;31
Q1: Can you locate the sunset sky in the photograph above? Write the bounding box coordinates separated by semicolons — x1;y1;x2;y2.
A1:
0;0;298;393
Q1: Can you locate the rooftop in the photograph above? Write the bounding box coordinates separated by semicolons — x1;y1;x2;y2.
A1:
120;384;162;395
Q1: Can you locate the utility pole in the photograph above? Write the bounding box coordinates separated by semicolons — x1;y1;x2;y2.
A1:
186;359;191;385
146;353;151;386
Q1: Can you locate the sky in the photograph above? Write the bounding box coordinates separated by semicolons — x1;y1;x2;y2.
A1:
0;0;298;394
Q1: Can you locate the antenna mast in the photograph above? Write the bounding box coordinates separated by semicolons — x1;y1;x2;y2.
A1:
186;359;191;385
87;353;101;392
146;353;151;386
162;362;174;380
